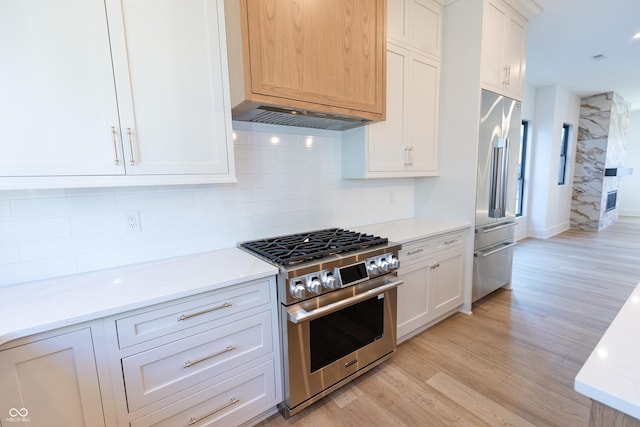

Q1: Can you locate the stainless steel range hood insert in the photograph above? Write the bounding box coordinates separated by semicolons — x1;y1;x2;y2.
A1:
233;105;372;131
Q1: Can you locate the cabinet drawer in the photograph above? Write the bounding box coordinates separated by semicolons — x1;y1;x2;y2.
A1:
116;279;272;348
122;310;273;412
130;360;277;427
400;231;465;265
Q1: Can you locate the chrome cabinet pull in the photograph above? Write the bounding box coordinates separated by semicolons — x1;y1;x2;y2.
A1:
404;146;414;166
430;263;440;270
184;345;236;368
126;128;135;165
407;248;424;256
444;239;458;245
187;397;240;425
503;65;511;85
111;126;120;165
178;302;232;321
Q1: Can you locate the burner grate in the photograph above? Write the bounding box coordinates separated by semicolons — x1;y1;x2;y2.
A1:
241;228;388;266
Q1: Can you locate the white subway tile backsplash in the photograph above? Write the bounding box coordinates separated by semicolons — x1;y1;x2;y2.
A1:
0;125;416;286
0;256;78;287
71;214;121;235
12;195;117;220
0;218;71;244
0;201;12;221
0;243;19;265
19;233;121;261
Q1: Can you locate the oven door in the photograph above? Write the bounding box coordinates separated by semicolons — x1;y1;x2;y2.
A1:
282;277;402;413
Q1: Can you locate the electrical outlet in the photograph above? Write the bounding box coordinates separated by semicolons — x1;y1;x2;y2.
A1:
125;210;141;232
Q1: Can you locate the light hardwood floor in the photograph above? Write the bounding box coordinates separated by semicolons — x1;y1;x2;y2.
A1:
256;217;640;427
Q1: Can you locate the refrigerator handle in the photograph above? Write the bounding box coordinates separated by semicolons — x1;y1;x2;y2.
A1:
499;137;510;217
489;137;507;218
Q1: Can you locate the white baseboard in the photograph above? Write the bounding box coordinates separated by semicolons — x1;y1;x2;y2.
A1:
528;221;570;239
618;209;640;217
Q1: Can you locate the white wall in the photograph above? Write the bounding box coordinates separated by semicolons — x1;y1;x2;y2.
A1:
414;0;484;313
619;110;640;216
515;84;537;240
0;123;416;287
527;86;580;238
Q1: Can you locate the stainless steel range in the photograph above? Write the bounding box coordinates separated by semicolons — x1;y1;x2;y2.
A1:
240;228;402;417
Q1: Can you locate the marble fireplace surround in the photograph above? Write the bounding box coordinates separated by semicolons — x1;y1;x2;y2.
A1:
571;92;631;231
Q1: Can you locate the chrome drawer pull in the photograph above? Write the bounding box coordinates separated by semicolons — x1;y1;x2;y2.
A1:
444;239;458;245
407;248;424;256
178;302;232;321
188;397;240;425
184;345;236;368
475;242;516;258
430;263;440;270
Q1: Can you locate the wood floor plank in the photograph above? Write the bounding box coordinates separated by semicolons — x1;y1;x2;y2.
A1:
253;217;640;427
426;371;536;427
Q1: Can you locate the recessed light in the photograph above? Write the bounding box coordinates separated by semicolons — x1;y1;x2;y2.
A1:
634;32;640;40
591;53;607;61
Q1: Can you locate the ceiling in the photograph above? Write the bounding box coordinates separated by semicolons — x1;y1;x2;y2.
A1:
525;0;640;110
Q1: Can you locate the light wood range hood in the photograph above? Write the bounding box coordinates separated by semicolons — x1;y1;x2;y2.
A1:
224;0;387;131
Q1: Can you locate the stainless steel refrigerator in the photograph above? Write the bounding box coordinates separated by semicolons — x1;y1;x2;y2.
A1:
472;89;521;302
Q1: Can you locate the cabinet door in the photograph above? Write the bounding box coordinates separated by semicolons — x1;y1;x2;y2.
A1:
480;0;507;92
243;0;385;116
0;329;105;427
503;13;526;98
481;0;526;99
388;0;442;58
429;250;464;317
108;0;232;175
408;0;442;57
0;0;124;177
406;53;439;173
396;260;431;339
368;44;408;172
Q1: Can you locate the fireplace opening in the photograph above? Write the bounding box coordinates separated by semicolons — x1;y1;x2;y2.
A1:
606;191;617;212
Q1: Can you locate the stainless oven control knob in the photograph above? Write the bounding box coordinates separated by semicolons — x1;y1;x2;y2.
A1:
306;276;321;293
321;273;337;289
290;280;306;299
389;255;399;269
378;257;389;273
367;260;379;275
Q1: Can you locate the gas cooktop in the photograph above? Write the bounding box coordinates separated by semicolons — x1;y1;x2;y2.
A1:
239;228;388;266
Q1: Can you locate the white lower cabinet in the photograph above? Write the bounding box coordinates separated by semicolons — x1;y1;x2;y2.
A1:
397;230;467;342
107;277;282;427
0;276;281;427
0;328;106;427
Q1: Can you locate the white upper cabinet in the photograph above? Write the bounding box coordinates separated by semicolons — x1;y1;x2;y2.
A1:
388;0;443;58
0;0;235;189
342;0;442;178
480;0;527;100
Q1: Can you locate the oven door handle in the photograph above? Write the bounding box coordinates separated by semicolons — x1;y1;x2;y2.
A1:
287;279;403;324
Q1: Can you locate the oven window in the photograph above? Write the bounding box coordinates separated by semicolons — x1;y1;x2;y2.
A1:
309;294;384;372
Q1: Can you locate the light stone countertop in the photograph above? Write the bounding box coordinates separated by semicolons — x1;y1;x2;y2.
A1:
354;217;471;244
574;281;640;419
0;248;277;347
